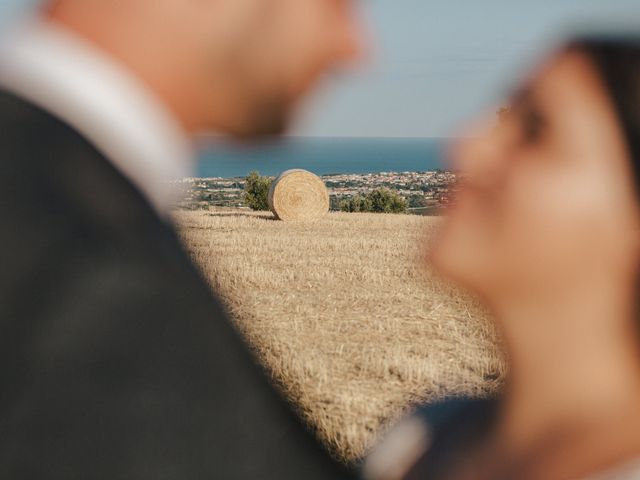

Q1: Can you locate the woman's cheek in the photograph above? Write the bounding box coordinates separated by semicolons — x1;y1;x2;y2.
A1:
499;168;606;282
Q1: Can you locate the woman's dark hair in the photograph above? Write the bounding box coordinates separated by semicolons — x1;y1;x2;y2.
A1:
573;37;640;337
571;37;640;188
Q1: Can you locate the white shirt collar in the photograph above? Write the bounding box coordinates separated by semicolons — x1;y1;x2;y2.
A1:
0;16;194;217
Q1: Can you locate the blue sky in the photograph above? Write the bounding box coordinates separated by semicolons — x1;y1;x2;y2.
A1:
2;0;640;137
294;0;640;137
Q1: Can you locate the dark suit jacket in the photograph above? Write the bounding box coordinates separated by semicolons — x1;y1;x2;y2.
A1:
404;398;499;480
0;90;355;480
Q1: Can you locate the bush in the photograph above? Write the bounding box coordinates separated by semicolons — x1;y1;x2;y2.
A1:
339;195;372;213
244;171;273;211
339;188;408;214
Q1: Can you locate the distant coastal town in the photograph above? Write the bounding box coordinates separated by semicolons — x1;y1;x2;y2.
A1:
174;170;457;215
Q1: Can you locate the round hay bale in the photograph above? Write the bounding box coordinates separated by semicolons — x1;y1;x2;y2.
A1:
268;169;329;222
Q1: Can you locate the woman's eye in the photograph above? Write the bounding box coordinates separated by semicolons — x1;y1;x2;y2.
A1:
520;109;546;144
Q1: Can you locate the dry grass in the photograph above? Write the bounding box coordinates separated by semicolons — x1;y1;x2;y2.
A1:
174;208;505;464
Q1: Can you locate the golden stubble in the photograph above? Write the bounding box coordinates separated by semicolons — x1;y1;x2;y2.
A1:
174;208;505;463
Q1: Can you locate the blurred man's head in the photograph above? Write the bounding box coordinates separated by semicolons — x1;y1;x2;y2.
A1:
45;0;364;137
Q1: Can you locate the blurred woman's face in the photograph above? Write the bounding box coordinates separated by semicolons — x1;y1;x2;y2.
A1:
430;51;640;308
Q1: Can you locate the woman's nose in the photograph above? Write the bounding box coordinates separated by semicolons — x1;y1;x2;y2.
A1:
334;11;369;65
450;119;508;191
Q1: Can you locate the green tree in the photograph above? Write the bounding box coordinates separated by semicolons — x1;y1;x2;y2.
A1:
243;171;273;211
368;188;408;213
339;194;373;213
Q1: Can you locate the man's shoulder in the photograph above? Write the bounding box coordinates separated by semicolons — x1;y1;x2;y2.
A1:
0;89;162;228
0;90;197;306
0;89;79;145
0;89;105;200
0;89;46;120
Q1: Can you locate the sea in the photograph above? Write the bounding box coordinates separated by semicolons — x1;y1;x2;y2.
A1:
196;137;449;178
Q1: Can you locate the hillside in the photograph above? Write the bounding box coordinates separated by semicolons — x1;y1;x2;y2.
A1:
174;208;504;463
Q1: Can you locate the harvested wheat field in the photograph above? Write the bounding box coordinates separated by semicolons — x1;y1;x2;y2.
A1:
174;208;505;464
